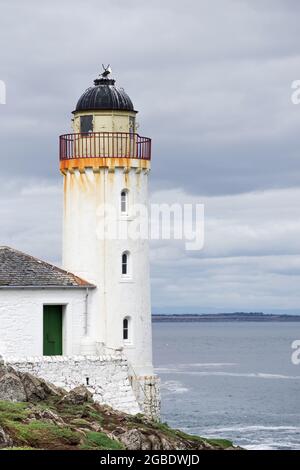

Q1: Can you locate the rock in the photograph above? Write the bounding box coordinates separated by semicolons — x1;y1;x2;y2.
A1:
113;428;142;450
111;427;175;450
60;385;93;405
89;422;102;432
21;373;63;402
0;363;64;404
145;433;167;450
0;426;13;449
26;408;65;426
0;373;26;402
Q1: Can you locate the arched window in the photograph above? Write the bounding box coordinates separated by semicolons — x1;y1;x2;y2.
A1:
123;316;132;342
122;251;129;276
123;317;129;340
120;189;128;214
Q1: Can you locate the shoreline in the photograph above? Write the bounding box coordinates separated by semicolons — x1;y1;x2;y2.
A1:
152;314;300;323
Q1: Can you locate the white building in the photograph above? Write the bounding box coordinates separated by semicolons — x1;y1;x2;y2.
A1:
0;69;159;418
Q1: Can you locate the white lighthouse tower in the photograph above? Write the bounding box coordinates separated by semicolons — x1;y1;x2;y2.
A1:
60;67;158;411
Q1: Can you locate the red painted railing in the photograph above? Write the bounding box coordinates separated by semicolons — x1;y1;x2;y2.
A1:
59;132;151;161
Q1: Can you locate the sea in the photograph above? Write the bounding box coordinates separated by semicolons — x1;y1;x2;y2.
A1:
152;321;300;450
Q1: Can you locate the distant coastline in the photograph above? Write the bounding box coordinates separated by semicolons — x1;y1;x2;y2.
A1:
152;312;300;322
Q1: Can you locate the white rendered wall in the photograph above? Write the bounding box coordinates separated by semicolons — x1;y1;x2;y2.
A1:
0;288;88;357
62;166;153;376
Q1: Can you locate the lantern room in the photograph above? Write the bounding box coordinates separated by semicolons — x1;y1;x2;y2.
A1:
59;68;151;170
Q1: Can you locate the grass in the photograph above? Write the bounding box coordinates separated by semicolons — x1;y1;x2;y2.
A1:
4;420;81;449
69;418;91;427
202;438;233;449
81;406;104;425
0;400;122;450
80;432;124;450
0;399;234;450
0;401;30;423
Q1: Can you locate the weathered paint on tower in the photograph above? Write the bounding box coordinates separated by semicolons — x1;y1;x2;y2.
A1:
60;70;156;385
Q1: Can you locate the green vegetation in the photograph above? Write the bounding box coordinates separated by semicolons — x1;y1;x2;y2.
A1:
0;399;235;450
202;438;233;449
81;432;124;450
4;420;80;448
0;401;30;423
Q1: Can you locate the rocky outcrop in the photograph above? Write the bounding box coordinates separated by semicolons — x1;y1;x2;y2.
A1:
0;426;13;449
59;385;93;405
0;372;27;402
0;361;63;403
0;361;238;450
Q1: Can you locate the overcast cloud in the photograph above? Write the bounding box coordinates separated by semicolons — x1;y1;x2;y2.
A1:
0;0;300;313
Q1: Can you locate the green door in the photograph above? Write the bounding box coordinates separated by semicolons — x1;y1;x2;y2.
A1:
43;305;63;356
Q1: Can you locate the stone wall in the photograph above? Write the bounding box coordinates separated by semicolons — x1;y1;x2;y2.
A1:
5;355;141;415
129;375;160;420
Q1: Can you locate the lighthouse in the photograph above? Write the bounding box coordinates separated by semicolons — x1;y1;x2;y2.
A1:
0;66;159;417
60;67;154;382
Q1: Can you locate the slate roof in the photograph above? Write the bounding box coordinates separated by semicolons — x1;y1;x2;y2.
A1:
0;246;95;288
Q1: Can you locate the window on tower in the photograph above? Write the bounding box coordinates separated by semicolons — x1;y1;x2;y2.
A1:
123;318;129;340
123;316;132;343
80;115;93;133
121;189;128;214
122;251;129;276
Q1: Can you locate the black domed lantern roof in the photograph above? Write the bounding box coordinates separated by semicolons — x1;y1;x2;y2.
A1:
74;66;135;113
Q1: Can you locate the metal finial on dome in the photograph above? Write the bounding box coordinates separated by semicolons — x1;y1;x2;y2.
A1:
93;64;115;86
75;67;135;113
101;64;112;78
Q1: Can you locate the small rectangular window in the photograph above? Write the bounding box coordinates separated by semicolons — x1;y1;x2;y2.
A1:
80;115;93;133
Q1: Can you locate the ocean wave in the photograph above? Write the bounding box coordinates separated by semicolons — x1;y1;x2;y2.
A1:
199;425;300;433
179;362;238;368
160;380;189;394
154;367;178;373
183;425;300;450
244;442;300;450
244;444;276;450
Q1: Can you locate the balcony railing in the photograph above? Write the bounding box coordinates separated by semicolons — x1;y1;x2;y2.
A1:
59;132;151;161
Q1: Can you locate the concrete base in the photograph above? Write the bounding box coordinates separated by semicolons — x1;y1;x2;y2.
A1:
129;375;160;420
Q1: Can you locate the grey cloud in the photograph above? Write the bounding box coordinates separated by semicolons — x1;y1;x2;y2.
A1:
0;178;299;314
150;187;300;313
1;0;300;193
0;0;300;312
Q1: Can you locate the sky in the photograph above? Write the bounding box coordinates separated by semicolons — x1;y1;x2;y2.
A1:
0;0;300;314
